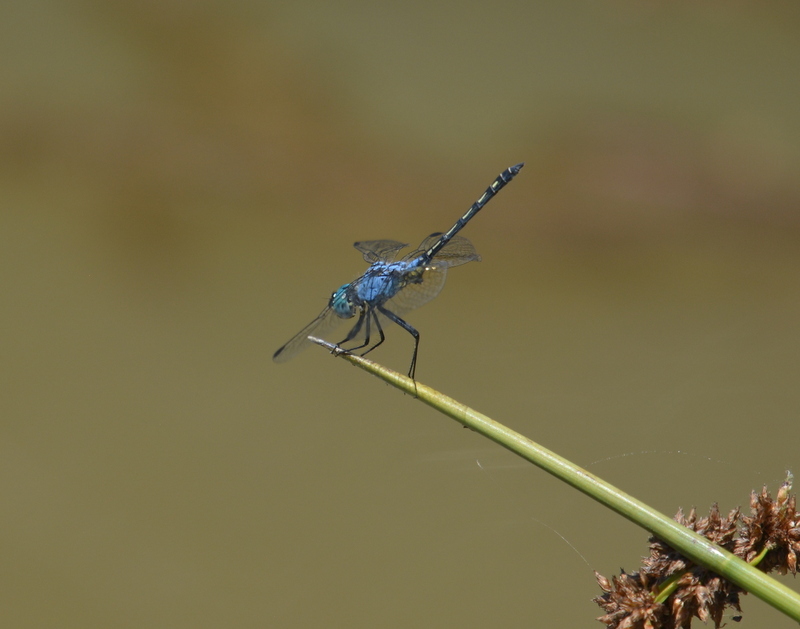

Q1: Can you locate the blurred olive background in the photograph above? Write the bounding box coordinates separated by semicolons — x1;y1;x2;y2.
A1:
2;1;799;627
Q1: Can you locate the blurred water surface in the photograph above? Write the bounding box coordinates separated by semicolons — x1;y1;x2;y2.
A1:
1;1;799;627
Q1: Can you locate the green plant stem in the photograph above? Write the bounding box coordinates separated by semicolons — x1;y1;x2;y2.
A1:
654;569;687;604
309;337;800;622
654;543;777;604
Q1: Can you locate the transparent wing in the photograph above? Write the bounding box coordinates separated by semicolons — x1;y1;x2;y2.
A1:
382;234;480;317
273;305;348;363
354;240;408;263
405;234;481;267
382;265;448;316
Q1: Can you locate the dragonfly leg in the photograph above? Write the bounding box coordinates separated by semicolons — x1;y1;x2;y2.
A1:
377;305;420;379
359;309;386;357
336;308;368;351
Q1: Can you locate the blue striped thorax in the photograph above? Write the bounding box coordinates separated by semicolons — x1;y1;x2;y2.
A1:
355;262;402;304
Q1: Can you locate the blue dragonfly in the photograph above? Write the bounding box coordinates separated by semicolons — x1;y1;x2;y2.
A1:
273;163;524;379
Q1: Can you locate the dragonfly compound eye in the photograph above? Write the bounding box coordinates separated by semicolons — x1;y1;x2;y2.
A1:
330;284;356;318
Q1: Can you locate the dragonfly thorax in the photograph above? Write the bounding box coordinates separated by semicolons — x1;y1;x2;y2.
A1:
330;283;358;319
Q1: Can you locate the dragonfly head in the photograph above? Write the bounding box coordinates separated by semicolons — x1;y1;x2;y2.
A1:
330;283;357;318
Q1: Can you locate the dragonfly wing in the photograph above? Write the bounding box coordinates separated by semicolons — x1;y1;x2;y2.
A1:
273;305;346;363
354;240;408;263
383;233;479;317
406;234;481;267
383;265;448;316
